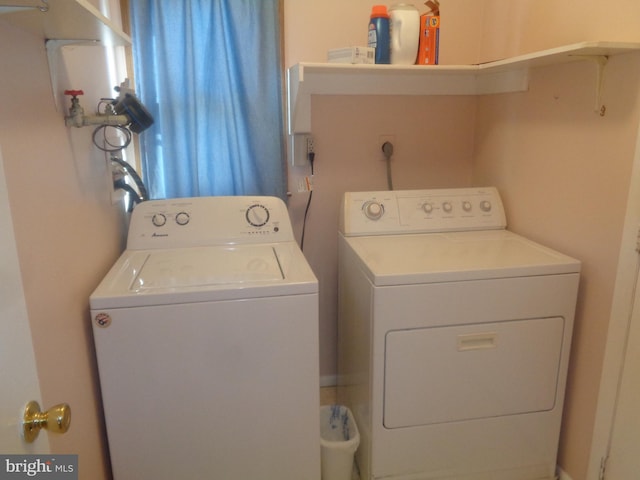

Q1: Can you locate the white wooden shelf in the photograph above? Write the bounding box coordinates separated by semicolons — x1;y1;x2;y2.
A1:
0;0;130;46
287;41;640;135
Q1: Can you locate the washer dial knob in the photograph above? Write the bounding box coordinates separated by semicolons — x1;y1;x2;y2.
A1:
152;213;166;227
442;201;453;213
422;202;434;214
175;211;190;226
362;201;384;220
246;204;270;227
462;201;472;212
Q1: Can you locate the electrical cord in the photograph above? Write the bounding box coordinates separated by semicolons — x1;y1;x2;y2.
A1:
300;151;315;251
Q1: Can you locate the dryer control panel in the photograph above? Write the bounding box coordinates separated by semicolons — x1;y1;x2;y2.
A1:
340;187;507;236
127;196;295;249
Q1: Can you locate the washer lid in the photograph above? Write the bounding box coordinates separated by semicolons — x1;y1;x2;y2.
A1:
344;229;581;286
90;242;317;309
132;245;283;290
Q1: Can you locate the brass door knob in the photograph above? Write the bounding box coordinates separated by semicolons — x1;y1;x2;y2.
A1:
22;401;71;443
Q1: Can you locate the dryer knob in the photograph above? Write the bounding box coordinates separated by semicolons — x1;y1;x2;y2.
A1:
363;201;384;220
480;200;492;212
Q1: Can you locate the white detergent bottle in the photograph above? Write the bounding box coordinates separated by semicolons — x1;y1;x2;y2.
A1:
389;4;420;65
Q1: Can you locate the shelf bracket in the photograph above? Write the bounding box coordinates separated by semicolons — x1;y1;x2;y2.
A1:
46;38;99;111
572;54;609;116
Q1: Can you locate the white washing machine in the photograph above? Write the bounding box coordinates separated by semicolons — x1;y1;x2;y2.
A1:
90;196;319;480
337;187;581;480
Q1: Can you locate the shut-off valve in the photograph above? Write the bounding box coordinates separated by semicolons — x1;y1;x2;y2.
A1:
63;88;153;133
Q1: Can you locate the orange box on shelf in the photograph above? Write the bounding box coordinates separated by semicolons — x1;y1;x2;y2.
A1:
417;14;440;65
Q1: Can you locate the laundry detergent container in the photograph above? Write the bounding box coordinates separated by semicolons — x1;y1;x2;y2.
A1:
320;405;360;480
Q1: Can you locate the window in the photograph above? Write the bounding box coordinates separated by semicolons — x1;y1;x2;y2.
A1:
128;0;286;199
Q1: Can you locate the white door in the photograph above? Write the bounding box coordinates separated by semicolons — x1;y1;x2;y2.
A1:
591;121;640;480
603;264;640;479
0;145;49;453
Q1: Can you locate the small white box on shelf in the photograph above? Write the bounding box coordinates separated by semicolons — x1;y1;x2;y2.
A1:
328;47;375;64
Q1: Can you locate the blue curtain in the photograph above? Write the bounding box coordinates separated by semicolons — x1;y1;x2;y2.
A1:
129;0;286;199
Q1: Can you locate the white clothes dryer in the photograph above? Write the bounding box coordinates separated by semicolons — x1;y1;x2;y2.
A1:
90;196;319;480
337;187;580;480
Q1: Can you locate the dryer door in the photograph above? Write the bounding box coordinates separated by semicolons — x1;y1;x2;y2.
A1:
384;316;564;428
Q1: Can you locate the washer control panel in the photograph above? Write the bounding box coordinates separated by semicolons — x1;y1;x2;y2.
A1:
127;196;294;249
340;187;507;236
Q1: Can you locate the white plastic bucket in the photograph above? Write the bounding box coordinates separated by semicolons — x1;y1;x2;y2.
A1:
320;405;360;480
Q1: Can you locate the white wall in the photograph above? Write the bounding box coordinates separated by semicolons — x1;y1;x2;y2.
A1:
473;3;640;477
473;53;640;480
480;0;640;62
0;18;128;480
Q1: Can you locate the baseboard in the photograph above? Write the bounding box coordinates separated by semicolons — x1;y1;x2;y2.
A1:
557;466;573;480
320;374;337;387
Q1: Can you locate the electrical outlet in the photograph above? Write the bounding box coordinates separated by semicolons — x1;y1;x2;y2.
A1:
290;133;315;167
